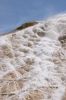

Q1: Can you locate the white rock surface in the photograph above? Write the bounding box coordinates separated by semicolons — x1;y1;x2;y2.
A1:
0;14;66;100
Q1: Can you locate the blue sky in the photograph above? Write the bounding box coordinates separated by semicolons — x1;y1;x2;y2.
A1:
0;0;66;33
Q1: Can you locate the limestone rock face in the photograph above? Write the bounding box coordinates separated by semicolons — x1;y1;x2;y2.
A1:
0;14;66;100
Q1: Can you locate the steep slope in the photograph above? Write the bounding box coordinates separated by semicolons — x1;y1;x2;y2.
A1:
0;14;66;100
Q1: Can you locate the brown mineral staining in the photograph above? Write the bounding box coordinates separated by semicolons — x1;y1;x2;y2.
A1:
7;81;21;93
62;89;66;100
25;89;44;100
17;67;27;75
23;65;31;72
58;35;66;43
17;79;24;89
37;31;45;37
16;21;38;30
2;45;14;58
33;27;45;37
17;65;32;75
0;79;24;96
58;35;66;49
8;95;19;100
0;48;4;58
21;48;29;53
17;57;34;76
27;41;33;47
1;84;8;95
3;71;17;80
8;93;15;97
0;64;7;72
25;57;34;65
59;35;66;40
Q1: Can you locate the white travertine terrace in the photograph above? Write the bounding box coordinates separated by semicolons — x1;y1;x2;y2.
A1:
0;14;66;100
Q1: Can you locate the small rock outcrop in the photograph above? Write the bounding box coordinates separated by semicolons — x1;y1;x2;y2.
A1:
16;21;38;30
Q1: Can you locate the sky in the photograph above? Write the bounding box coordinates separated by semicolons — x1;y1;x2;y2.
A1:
0;0;66;33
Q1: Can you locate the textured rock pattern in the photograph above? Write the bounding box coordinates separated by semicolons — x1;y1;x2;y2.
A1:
0;14;66;100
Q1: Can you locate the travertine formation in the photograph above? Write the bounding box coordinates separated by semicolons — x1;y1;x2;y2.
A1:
0;14;66;100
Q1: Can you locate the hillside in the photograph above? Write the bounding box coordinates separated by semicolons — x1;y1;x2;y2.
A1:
0;14;66;100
